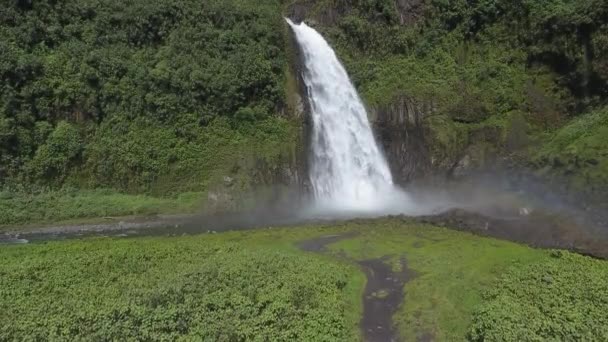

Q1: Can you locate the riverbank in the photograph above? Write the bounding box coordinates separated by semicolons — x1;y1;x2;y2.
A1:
4;203;608;261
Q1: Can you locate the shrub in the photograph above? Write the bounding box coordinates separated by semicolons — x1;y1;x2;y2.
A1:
468;251;608;341
27;121;82;182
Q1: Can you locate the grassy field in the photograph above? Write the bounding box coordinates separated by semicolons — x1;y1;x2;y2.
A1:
1;219;607;340
0;226;364;341
0;189;204;228
327;221;608;340
327;223;543;341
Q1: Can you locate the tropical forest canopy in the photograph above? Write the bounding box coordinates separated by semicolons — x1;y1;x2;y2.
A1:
1;0;607;198
1;0;291;194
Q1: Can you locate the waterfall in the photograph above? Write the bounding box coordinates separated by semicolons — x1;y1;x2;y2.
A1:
287;19;412;214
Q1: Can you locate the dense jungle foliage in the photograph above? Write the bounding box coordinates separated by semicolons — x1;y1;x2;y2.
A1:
468;250;608;340
1;0;607;223
1;0;294;195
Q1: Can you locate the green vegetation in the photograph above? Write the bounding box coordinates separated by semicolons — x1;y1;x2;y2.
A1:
0;227;364;341
334;220;608;341
1;0;299;222
2;219;607;340
304;0;608;187
2;0;607;224
0;115;297;225
2;2;606;341
535;107;608;192
469;250;608;340
327;221;545;341
0;189;203;227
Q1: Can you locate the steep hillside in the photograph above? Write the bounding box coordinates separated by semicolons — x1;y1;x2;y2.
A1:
1;0;309;223
1;0;301;194
1;0;607;224
288;0;608;194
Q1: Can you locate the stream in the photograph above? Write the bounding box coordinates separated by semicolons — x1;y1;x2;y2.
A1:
298;233;413;342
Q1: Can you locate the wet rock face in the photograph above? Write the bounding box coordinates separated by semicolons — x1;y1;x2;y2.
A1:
204;158;306;215
369;96;434;185
284;23;313;193
285;0;347;26
250;157;303;188
395;0;426;25
451;154;472;179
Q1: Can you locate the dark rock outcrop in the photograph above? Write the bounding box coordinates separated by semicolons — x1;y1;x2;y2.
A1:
369;95;434;185
395;0;426;25
286;0;426;26
286;0;347;26
284;20;313;194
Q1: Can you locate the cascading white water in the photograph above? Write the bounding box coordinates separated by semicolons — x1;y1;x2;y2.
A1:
287;19;412;214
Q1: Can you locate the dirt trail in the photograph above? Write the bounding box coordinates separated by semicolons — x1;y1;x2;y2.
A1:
299;234;412;342
359;257;412;342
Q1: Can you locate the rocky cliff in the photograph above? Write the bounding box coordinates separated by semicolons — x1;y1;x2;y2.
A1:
369;95;433;185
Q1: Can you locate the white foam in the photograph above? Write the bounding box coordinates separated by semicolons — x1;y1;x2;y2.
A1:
287;19;416;216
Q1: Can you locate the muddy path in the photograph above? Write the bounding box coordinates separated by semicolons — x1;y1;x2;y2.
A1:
297;233;358;252
299;233;412;342
359;257;412;342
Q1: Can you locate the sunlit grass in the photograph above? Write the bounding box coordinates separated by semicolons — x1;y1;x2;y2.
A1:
0;190;204;228
326;219;604;341
0;227;364;341
1;219;606;340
